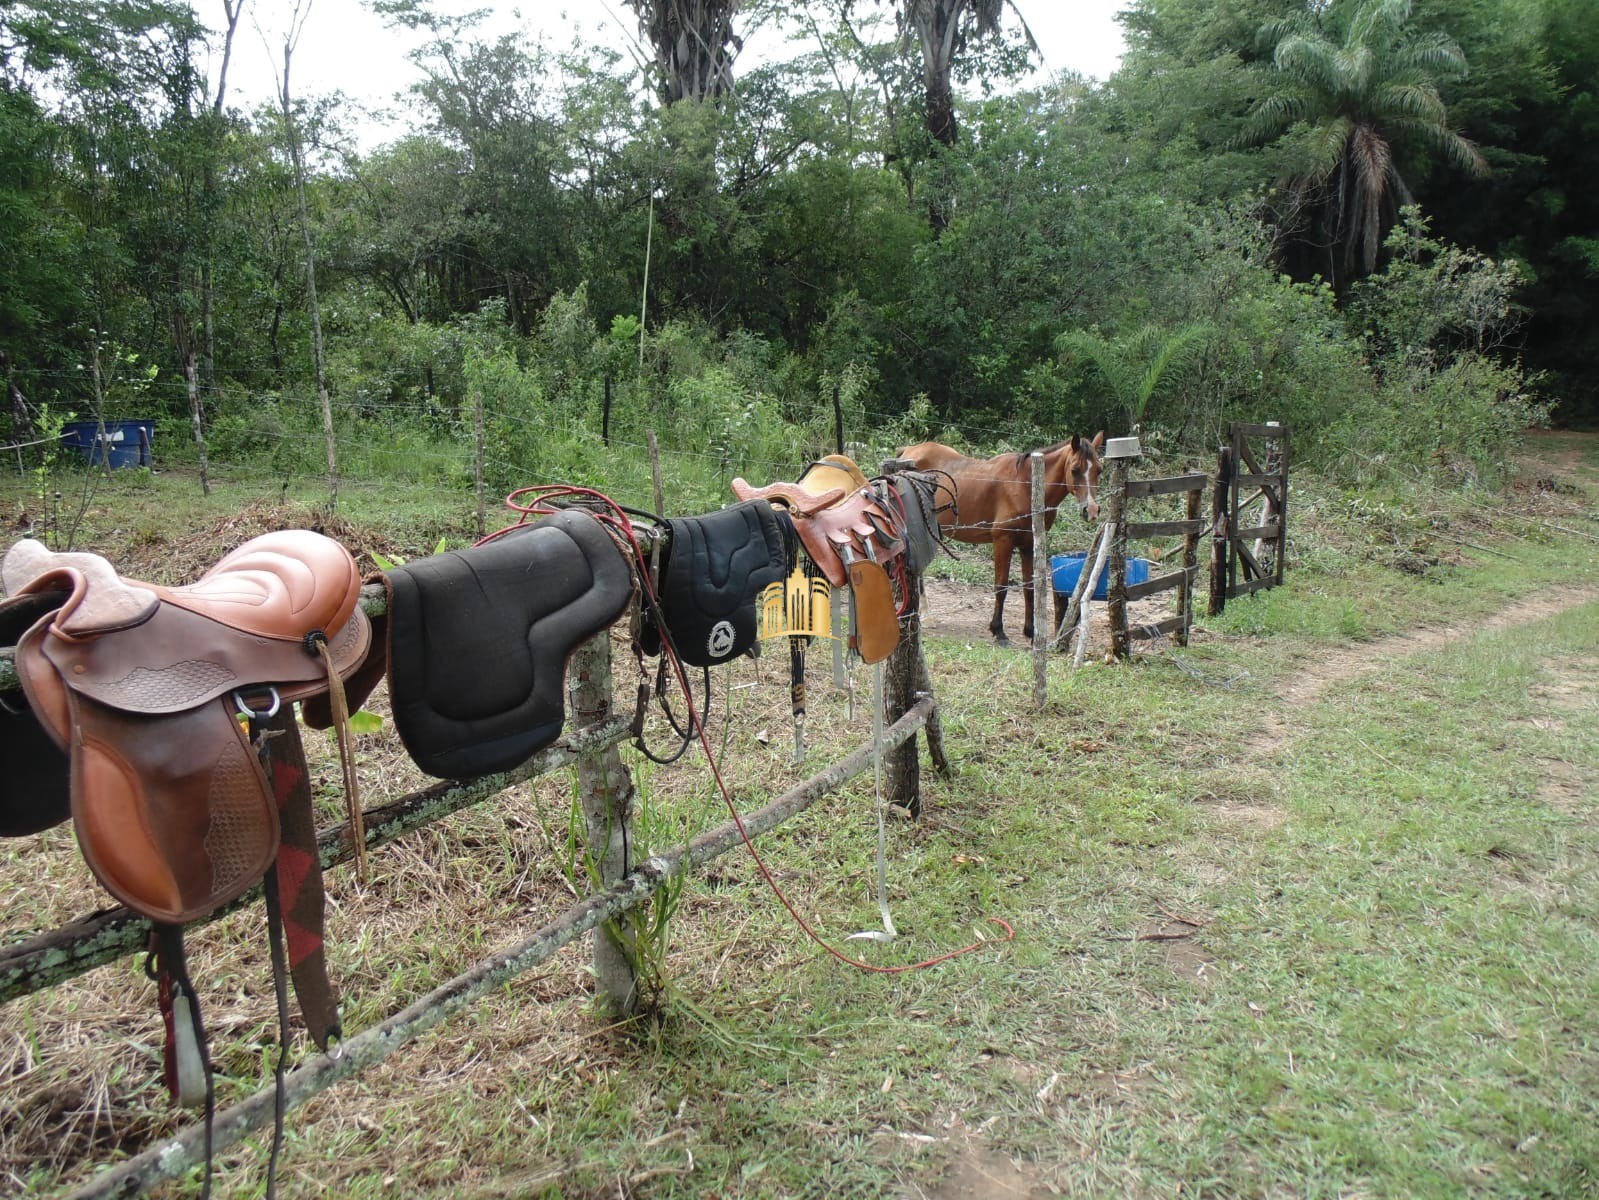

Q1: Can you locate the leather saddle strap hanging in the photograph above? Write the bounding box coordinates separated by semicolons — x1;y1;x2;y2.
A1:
260;706;341;1049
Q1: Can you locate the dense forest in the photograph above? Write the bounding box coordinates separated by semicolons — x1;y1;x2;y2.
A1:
2;0;1594;504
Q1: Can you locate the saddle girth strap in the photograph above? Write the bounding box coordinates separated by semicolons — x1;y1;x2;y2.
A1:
249;703;334;1199
261;707;342;1049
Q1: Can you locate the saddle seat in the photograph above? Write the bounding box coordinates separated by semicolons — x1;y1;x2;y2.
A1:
3;531;369;924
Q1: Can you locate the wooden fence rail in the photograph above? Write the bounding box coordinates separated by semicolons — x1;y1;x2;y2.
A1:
1109;467;1208;659
3;513;947;1198
1210;421;1289;615
64;697;936;1200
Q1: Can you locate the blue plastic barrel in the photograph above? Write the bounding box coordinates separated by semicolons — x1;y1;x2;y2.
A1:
1050;551;1151;601
62;420;155;469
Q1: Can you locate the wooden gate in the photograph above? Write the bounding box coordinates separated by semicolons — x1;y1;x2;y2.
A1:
1208;422;1288;615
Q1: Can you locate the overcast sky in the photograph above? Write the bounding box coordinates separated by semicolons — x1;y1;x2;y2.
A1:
219;1;1128;146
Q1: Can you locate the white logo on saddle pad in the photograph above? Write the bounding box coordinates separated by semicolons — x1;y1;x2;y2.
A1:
706;620;737;660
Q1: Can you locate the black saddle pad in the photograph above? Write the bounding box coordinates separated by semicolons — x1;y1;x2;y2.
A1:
639;501;788;667
0;589;71;837
384;509;634;779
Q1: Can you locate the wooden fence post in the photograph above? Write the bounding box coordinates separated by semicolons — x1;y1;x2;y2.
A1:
1029;451;1048;709
569;630;640;1018
1103;438;1137;660
1179;482;1202;646
882;457;945;812
1209;443;1231;617
884;582;922;815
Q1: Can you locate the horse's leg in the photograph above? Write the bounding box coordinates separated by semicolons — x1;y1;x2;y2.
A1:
990;535;1012;645
1019;538;1035;643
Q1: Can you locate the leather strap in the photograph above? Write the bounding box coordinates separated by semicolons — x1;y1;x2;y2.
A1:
261;709;341;1050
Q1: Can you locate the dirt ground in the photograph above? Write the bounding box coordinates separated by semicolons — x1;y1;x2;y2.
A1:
918;576;1185;660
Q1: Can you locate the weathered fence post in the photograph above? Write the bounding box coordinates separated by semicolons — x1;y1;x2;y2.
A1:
1255;420;1281;569
1209;443;1231;617
1055;522;1102;649
882;457;945;813
1029;451;1048;709
1103;435;1139;660
1070;525;1112;670
569;630;640;1017
1179;481;1202;646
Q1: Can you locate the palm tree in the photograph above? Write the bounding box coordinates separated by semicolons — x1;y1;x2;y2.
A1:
1240;0;1486;289
624;0;744;105
1056;322;1213;433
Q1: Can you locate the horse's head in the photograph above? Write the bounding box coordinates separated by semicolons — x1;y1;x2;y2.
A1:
1050;432;1104;523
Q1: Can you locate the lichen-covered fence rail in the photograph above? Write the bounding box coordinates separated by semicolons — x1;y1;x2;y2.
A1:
0;715;631;1003
61;698;936;1200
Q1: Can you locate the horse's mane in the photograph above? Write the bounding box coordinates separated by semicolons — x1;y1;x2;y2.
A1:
1008;438;1097;467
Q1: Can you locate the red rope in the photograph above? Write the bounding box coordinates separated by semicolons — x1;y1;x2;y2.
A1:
496;484;1015;974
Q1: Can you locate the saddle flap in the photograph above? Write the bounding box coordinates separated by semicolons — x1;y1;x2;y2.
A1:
384;509;635;779
847;559;900;665
37;601;347;716
69;692;278;923
787;514;848;588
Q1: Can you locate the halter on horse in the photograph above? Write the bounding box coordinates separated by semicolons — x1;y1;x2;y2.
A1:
898;434;1105;645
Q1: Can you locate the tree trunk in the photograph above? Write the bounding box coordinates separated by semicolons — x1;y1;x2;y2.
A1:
3;351;30;447
280;37;338;509
174;315;210;495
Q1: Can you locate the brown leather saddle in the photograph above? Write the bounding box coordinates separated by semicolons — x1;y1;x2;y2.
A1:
732;455;904;664
5;532;368;924
1;531;372;1168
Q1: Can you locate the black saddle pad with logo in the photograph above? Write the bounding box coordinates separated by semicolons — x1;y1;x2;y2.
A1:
640;501;788;667
0;588;71;837
383;509;634;780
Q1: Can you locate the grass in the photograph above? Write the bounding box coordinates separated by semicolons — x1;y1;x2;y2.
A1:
1;437;1597;1197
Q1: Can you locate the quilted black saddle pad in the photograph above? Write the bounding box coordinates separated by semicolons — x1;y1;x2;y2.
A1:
384;509;634;779
639;500;788;667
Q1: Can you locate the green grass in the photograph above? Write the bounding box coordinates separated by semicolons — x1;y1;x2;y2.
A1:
3;440;1598;1198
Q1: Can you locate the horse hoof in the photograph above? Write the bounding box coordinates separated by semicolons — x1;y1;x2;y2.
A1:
993;634;1011;648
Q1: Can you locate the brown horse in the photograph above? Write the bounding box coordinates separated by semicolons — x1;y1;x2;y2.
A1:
899;434;1105;645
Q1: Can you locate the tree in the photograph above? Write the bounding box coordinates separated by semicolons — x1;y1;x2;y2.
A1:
623;0;745;105
1056;322;1213;432
889;0;1031;148
1239;0;1487;289
837;0;1033;231
276;0;339;506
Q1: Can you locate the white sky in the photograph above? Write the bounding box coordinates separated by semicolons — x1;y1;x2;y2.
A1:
219;0;1128;147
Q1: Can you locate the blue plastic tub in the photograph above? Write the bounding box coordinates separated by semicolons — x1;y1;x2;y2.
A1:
1050;551;1151;601
62;420;155;469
